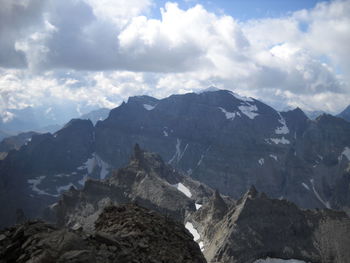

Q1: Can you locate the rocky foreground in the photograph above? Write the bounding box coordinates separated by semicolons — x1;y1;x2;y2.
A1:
0;204;206;263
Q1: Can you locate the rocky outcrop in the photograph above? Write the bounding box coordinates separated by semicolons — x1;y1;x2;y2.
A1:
195;187;350;263
0;204;206;263
54;145;221;231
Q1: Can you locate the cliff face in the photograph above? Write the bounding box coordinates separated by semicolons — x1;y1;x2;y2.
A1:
0;204;206;263
192;187;350;263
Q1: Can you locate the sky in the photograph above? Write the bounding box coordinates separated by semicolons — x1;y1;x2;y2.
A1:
0;0;349;120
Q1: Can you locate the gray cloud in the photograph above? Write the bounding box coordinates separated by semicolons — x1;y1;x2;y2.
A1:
0;0;47;68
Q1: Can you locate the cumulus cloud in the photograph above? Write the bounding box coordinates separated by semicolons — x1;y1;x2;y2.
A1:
0;0;349;116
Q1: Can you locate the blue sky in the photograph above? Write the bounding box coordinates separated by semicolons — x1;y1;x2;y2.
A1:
152;0;330;20
0;0;349;119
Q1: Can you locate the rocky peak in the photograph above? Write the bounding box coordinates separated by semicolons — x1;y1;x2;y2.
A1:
55;147;205;229
128;143;182;184
0;131;37;154
315;113;347;126
210;189;228;221
60;118;93;131
127;95;159;105
281;107;309;137
245;185;258;198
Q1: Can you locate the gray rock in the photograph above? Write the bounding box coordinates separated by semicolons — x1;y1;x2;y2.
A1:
194;188;350;263
0;204;206;263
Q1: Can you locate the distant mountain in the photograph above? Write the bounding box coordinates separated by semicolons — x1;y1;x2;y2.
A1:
1;89;350;228
304;109;327;120
0;131;38;159
80;108;110;125
0;104;101;134
337;105;350;122
0;107;65;134
0;130;11;141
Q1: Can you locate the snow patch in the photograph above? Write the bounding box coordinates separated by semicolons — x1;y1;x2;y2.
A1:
78;153;111;180
49;202;58;210
143;104;156;110
218;107;236;120
168;139;188;164
179;144;189;162
199;241;204;251
196;86;220;93
78;175;88;186
56;183;75;193
338;147;350;161
269;137;290;145
269;154;278;161
54;174;70;178
197;154;204;166
27;176;58;197
275;113;289;134
254;258;307;263
258;158;264;165
302;182;310;191
95;154;110;179
85;156;96;174
173;183;192;198
195;203;202;210
310;179;330;208
168;139;181;164
197;147;211;167
238;104;259;119
185;222;200;241
229;91;254;102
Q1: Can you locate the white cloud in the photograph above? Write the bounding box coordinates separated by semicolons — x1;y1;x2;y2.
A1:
84;0;153;26
0;0;349;117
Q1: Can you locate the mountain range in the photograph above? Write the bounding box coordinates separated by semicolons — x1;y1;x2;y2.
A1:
0;105;110;135
2;145;348;263
0;89;350;228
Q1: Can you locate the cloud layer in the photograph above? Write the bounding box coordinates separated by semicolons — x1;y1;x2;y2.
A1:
0;0;349;116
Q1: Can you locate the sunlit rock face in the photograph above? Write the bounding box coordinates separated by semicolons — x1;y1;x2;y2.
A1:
194;187;350;263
